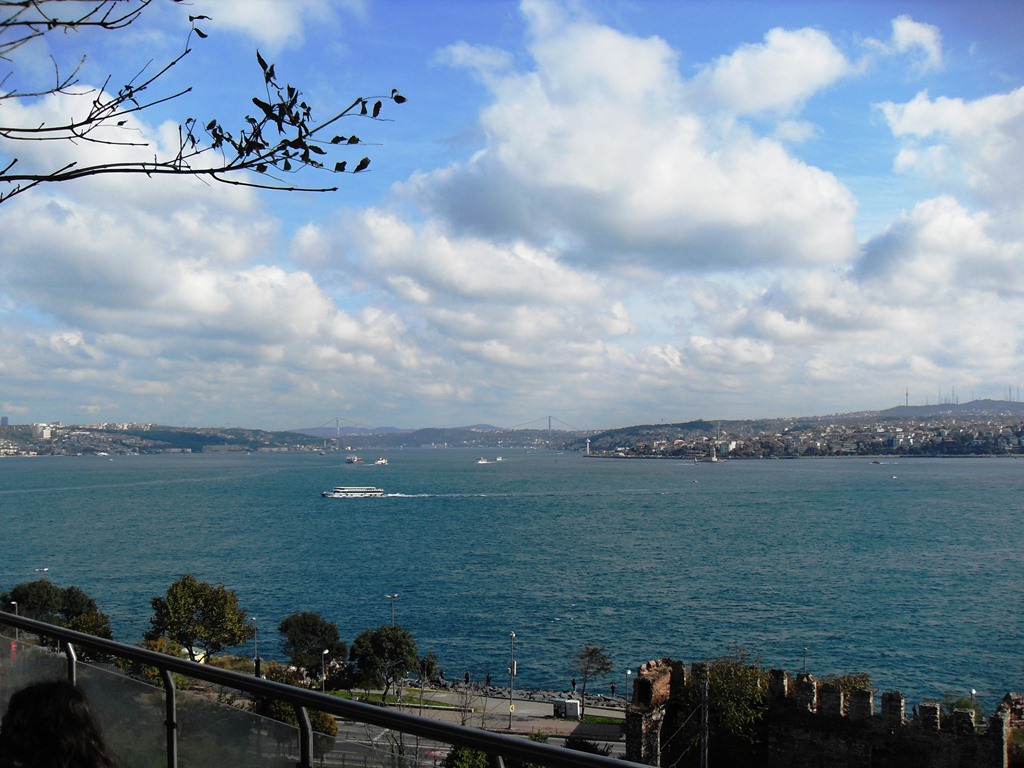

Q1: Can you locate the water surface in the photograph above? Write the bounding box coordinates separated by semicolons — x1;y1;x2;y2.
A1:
1;451;1019;708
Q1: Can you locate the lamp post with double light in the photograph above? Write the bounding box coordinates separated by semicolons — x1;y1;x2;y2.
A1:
250;616;260;676
508;631;516;730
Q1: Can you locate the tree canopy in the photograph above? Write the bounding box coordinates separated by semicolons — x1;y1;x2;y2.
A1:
2;579;112;637
278;610;346;673
349;624;418;701
570;644;613;717
0;0;404;203
2;579;63;624
669;650;770;768
145;574;252;662
1;579;113;660
256;663;338;760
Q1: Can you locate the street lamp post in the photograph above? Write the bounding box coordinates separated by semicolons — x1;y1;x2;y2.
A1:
625;669;632;709
250;617;259;677
385;593;399;626
9;601;18;664
508;631;516;730
322;649;330;693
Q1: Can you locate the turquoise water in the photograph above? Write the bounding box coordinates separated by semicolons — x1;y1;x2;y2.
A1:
0;450;1020;708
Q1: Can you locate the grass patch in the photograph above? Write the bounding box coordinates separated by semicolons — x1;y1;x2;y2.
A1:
581;714;623;724
329;690;452;708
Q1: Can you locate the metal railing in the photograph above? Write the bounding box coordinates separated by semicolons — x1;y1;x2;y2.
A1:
0;614;639;768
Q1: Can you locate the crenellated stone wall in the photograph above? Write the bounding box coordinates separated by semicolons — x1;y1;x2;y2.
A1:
625;661;1019;768
767;670;1011;768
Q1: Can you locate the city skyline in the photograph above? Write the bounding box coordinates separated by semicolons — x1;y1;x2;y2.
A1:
1;0;1022;431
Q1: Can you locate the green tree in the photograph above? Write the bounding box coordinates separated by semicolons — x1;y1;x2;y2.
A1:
278;611;346;676
349;625;418;702
940;692;985;727
564;736;612;756
122;637;191;687
2;579;112;652
2;579;63;624
443;745;489;768
571;644;613;717
670;650;770;768
256;663;338;761
145;574;252;662
417;652;439;683
0;0;405;204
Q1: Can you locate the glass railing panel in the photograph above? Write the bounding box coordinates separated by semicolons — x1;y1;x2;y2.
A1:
1;626;632;768
0;639;68;712
76;662;167;768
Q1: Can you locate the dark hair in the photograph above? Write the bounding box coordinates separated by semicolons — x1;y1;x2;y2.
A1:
0;680;116;768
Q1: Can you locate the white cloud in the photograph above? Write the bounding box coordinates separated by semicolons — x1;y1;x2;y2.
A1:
858;15;944;76
857;196;1022;297
416;7;858;273
436;42;514;78
691;27;851;115
2;0;1021;429
879;87;1024;223
189;0;349;51
891;15;943;73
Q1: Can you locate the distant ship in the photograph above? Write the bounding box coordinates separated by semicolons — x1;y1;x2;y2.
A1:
345;455;363;464
321;486;385;498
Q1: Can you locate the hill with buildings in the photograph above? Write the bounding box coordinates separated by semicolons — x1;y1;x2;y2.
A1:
2;400;1023;457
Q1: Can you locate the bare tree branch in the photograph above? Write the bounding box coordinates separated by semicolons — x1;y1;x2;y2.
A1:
0;0;404;204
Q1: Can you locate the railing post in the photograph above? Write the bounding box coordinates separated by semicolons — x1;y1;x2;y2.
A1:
62;641;77;684
294;704;313;768
159;669;178;768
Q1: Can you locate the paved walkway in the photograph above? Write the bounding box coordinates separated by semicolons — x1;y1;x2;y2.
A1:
396;686;625;742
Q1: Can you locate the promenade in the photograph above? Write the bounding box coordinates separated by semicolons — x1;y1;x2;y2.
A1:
390;685;626;755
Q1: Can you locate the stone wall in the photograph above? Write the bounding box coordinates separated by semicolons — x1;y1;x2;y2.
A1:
625;661;1019;768
767;670;1011;768
625;658;686;765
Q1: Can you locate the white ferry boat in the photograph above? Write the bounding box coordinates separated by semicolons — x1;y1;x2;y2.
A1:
321;486;385;498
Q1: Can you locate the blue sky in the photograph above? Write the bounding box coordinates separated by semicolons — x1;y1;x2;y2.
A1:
1;0;1022;430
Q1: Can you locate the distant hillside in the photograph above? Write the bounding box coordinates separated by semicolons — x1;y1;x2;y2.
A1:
7;401;1023;457
295;424;506;444
297;425;412;439
877;399;1024;419
558;399;1024;453
294;401;1024;450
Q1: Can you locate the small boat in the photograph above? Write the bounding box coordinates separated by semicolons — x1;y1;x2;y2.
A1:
374;457;388;465
345;455;363;464
477;457;491;464
321;486;385;498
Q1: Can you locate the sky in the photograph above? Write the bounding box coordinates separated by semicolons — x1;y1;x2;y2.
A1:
1;0;1022;431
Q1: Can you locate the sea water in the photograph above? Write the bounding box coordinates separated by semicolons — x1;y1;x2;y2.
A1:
0;450;1020;709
